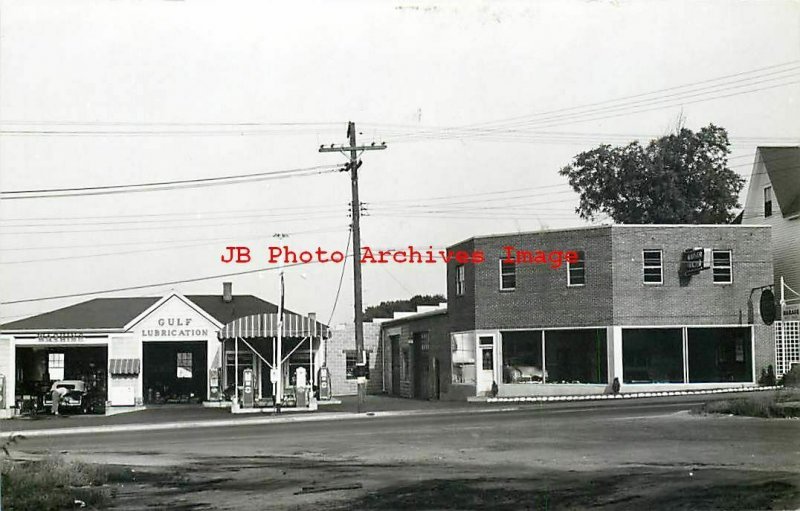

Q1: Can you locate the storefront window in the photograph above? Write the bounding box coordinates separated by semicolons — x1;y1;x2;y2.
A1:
622;328;683;383
688;327;752;382
451;333;476;384
502;330;543;383
544;329;607;384
225;351;254;388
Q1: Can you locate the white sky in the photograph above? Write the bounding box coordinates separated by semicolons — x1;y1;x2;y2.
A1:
1;0;798;325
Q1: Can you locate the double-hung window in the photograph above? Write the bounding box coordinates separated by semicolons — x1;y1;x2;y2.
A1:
499;259;516;290
764;186;773;218
567;250;586;286
643;250;663;285
455;265;465;296
177;352;193;378
712;250;732;284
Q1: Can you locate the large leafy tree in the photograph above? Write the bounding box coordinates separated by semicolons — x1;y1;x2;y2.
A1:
559;124;745;224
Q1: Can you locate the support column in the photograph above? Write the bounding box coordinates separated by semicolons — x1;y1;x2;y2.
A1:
607;326;623;392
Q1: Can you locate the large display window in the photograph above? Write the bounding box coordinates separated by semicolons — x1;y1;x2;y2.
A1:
688;327;752;382
451;333;476;384
622;328;683;384
545;329;607;384
501;330;544;383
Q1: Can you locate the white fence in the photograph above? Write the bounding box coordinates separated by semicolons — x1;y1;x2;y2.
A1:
775;320;800;377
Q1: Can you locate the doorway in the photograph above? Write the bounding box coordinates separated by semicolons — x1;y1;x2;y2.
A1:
143;341;207;404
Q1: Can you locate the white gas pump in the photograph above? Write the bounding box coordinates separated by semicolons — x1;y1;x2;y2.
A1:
242;368;254;408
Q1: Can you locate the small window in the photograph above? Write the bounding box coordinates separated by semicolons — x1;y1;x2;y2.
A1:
567;250;586;286
500;259;516;290
455;265;465;296
346;350;370;380
643;250;663;285
712;250;732;284
177;352;193;378
764;186;773;218
48;353;65;381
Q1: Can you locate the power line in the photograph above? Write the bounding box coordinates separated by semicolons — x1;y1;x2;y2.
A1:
326;228;352;326
0;165;342;200
0;261;319;305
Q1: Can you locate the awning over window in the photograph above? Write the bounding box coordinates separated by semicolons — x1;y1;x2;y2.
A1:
218;313;330;340
109;358;140;376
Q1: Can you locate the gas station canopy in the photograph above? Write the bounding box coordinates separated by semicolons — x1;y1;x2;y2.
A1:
217;313;330;340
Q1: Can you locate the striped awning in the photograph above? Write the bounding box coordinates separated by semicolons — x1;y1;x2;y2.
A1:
109;358;141;376
218;313;330;340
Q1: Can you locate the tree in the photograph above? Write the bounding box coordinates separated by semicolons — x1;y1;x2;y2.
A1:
363;294;446;321
559;124;745;224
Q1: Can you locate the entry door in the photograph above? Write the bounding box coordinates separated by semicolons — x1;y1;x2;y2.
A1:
477;336;495;395
390;335;401;396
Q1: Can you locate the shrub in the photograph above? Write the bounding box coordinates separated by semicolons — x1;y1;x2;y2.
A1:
781;364;800;388
1;455;111;511
758;364;777;386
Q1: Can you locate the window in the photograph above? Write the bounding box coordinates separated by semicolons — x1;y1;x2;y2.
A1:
401;349;410;382
225;351;254;387
622;328;683;384
177;352;193;378
48;353;65;381
455;265;465;296
451;333;476;384
567;250;586;286
502;331;543;384
712;250;732;284
346;350;370;380
643;250;663;285
687;327;752;382
764;186;773;218
479;336;494;370
499;259;516;290
544;329;607;384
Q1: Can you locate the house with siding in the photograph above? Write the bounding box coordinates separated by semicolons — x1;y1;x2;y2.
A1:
741;146;800;376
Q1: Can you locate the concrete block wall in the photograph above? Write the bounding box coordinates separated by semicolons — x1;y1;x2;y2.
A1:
325;322;381;396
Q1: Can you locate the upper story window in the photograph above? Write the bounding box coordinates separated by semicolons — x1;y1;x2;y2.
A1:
643;249;663;285
712;250;733;284
455;264;465;296
499;259;516;290
567;250;586;287
764;186;773;218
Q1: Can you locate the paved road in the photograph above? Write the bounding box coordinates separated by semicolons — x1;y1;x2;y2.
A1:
12;399;800;510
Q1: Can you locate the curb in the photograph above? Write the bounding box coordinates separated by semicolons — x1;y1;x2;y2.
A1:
486;385;783;404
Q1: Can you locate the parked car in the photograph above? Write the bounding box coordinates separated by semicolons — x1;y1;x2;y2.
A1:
45;380;89;414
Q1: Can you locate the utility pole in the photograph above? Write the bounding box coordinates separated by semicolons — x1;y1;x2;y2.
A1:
274;232;288;408
319;122;386;412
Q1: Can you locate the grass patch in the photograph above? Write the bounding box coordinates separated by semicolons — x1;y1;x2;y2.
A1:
1;455;112;510
694;390;800;418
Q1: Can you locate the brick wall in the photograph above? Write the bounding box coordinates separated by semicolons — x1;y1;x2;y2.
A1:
325;322;381;396
450;226;615;330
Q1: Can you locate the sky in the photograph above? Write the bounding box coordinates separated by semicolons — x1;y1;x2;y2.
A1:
0;0;798;326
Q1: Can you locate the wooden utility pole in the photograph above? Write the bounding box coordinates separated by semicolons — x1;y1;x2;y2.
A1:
319;122;386;412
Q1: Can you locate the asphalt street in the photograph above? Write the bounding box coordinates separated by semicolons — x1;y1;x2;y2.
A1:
11;398;800;510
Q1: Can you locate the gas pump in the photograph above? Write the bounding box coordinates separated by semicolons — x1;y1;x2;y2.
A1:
242;368;254;408
317;366;331;400
295;367;308;407
209;368;221;401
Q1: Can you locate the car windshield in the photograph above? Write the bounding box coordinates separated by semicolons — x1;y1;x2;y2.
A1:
56;384;78;390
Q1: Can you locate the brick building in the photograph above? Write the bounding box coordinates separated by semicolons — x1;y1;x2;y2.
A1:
381;224;775;401
446;224;774;398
